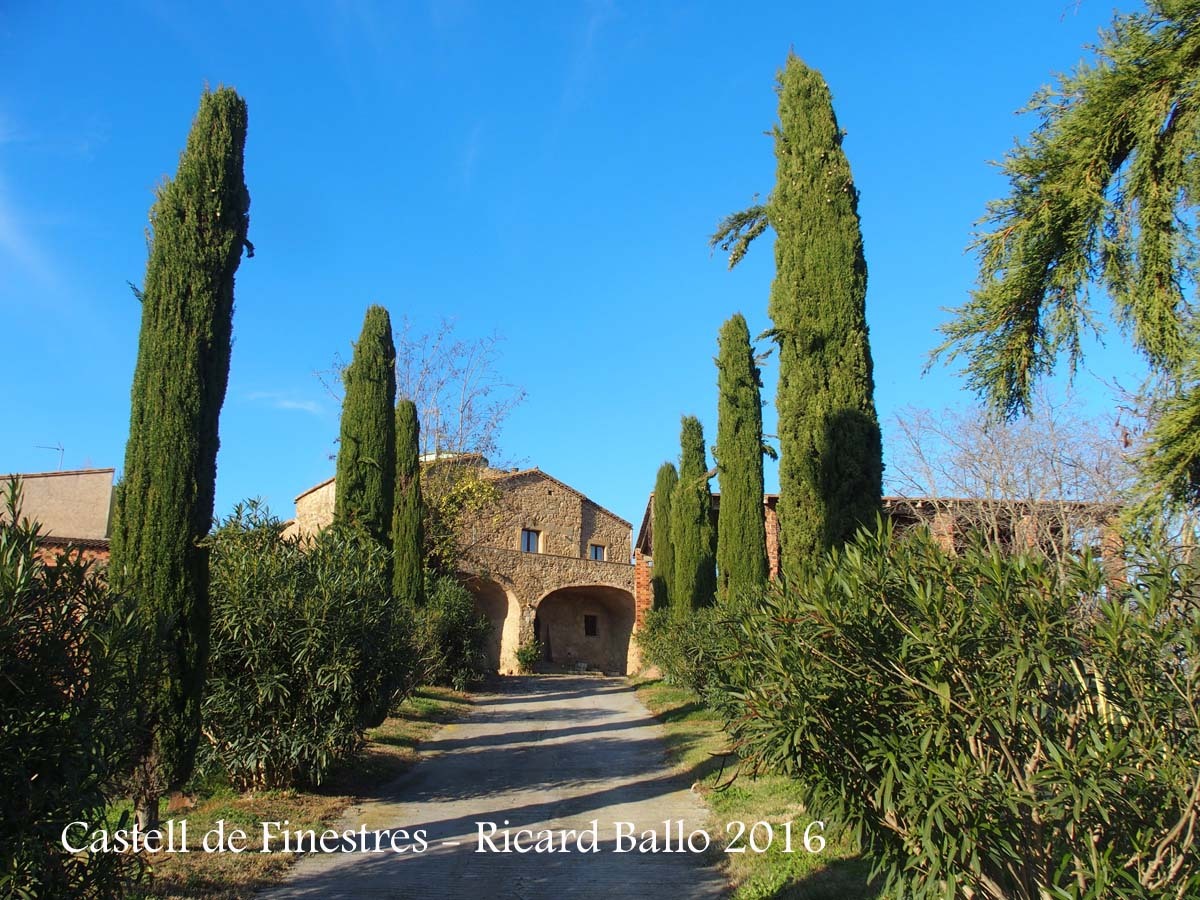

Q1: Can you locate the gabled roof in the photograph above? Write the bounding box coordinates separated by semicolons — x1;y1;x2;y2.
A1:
294;476;335;503
1;468;115;542
1;467;116;480
635;489;725;556
38;535;111;551
488;467;632;529
292;465;632;530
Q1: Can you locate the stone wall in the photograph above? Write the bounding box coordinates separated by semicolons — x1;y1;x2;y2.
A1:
579;497;631;562
537;586;635;673
476;470;631;562
464;575;522;673
765;504;780;578
462;546;636;656
284;477;336;540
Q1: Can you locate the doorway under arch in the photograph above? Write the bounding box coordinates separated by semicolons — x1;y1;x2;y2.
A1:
463;576;521;673
534;585;636;674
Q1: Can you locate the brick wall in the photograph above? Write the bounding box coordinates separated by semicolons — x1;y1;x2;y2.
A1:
35;540;110;568
764;502;780;579
633;549;651;627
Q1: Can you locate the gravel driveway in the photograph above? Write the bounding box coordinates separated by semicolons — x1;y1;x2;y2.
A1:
260;675;728;899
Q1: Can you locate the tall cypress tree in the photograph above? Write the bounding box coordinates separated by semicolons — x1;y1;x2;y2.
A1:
651;462;678;610
712;54;882;575
109;87;251;826
715;313;768;602
392;398;424;606
671;416;716;617
768;56;880;572
335;305;397;547
765;55;882;573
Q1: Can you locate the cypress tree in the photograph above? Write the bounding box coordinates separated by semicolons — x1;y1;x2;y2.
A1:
715;313;768;602
109;87;251;826
768;54;881;573
392;398;424;606
651;462;678;609
671;415;716;617
335;305;397;547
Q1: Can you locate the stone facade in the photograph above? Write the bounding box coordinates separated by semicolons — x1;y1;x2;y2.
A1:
286;464;640;675
281;477;335;541
452;468;637;674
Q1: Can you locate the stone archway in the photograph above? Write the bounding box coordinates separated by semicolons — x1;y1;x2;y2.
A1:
534;584;636;674
463;576;521;674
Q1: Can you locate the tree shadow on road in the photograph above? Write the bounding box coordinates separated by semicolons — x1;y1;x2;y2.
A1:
261;756;731;899
478;675;635;706
413;714;665;751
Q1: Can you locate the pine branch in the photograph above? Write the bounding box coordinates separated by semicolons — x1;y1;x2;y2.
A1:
710;202;769;269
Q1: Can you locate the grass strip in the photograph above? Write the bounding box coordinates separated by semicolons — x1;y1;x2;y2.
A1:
124;686;471;899
634;678;878;900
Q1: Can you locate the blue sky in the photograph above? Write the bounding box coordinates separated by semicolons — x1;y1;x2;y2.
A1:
1;1;1147;535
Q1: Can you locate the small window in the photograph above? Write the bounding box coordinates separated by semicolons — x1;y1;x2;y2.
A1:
521;529;540;553
584;614;598;637
588;543;606;561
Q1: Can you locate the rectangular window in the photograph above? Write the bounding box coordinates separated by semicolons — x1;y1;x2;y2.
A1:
588;543;606;561
521;529;540;553
584;614;598;637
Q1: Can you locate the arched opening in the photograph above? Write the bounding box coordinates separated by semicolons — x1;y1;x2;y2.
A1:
463;576;521;673
534;585;636;674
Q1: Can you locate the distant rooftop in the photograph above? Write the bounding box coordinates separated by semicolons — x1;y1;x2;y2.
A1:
0;467;115;542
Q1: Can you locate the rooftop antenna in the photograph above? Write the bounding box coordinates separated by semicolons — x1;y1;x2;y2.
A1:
35;443;65;470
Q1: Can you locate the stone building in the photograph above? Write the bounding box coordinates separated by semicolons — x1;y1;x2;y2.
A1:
632;492;1122;590
0;467;115;565
285;462;642;675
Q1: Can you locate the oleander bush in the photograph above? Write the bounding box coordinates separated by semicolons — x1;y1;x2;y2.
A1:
313;521;415;730
201;502;415;790
411;574;490;691
0;480;144;897
717;519;1200;899
638;605;732;699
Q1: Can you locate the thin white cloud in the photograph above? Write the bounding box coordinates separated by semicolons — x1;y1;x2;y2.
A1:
0;107;106;160
0;174;56;289
276;399;323;414
561;0;618;114
246;391;324;416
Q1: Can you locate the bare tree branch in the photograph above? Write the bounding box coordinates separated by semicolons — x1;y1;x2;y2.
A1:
318;316;526;463
887;387;1135;562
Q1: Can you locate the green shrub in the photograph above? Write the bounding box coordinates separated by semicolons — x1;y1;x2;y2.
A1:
638;605;731;699
309;521;414;730
201;503;415;790
0;481;144;897
515;638;543;674
411;574;489;691
718;519;1200;898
